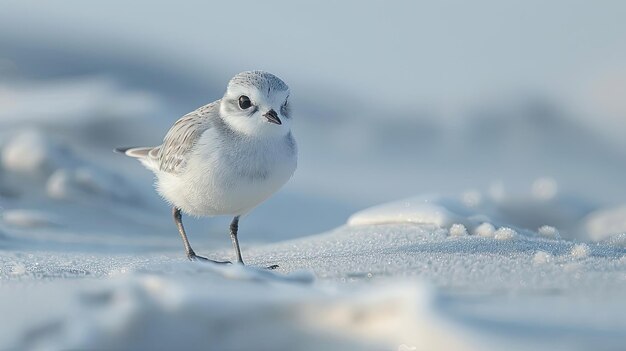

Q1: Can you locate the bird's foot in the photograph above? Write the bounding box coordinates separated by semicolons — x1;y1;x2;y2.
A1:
231;260;278;270
187;252;231;264
233;259;278;270
188;253;277;270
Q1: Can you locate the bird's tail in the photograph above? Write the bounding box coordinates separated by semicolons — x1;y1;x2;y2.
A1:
115;146;159;171
114;146;153;158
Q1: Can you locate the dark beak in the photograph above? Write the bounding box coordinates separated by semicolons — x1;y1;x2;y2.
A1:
263;109;282;125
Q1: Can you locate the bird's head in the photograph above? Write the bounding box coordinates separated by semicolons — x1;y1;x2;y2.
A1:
220;71;292;137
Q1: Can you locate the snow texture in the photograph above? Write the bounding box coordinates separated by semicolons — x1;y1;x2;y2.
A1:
584;205;626;243
448;223;468;237
538;225;560;239
493;227;518;240
1;222;625;351
474;222;496;237
571;243;591;259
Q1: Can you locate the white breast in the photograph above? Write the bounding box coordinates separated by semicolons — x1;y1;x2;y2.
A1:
155;128;297;217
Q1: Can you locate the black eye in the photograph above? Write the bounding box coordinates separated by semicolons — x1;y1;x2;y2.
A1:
238;95;252;109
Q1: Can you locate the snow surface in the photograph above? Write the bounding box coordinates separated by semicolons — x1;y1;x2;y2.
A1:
584;205;626;242
347;193;625;245
448;223;468;237
1;222;625;350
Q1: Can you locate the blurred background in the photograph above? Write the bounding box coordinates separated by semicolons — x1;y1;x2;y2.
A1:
1;0;625;249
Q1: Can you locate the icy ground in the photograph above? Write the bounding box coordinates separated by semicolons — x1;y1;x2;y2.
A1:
1;222;625;350
0;131;625;350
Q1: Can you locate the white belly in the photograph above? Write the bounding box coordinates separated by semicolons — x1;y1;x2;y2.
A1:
155;132;297;217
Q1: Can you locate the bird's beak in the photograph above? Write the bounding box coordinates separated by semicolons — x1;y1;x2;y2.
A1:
263;109;282;125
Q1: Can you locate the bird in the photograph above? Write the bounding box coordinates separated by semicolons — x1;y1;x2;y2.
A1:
116;71;297;267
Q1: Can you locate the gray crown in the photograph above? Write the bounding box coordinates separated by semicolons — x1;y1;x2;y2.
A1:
228;71;289;93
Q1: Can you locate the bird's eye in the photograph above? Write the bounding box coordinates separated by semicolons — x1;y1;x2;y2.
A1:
238;95;252;109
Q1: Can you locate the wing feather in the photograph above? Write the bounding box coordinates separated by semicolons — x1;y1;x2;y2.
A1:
157;101;218;173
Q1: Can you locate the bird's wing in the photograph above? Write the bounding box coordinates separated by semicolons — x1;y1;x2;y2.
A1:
157;101;219;174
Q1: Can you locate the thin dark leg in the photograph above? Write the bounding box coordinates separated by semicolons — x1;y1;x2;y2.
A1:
229;217;278;269
229;216;244;264
173;207;205;260
173;207;229;264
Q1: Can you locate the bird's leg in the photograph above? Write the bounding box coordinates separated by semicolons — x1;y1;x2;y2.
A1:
229;216;244;264
173;207;230;264
173;207;205;260
229;217;279;269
